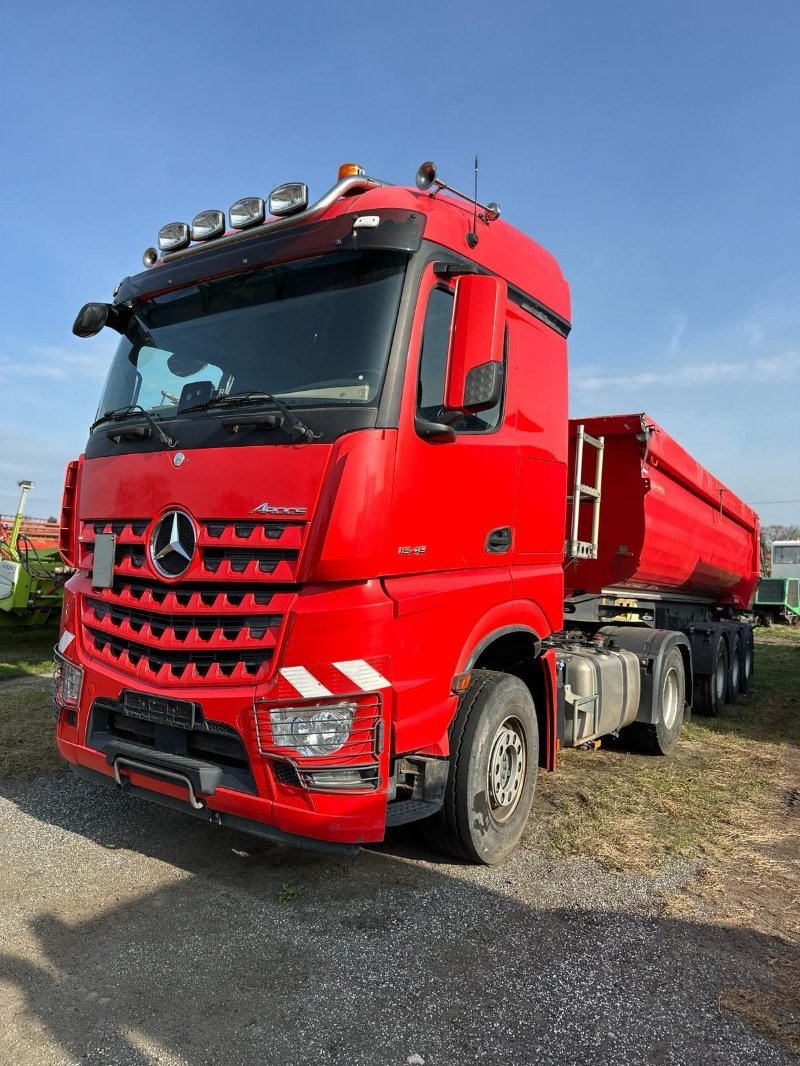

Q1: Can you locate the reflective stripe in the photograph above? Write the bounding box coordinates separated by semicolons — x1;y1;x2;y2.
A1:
279;667;332;699
334;659;391;691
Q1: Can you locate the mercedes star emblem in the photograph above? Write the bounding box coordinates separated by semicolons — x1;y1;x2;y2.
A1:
149;510;196;578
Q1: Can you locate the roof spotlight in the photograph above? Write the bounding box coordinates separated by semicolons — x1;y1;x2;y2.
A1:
269;183;308;217
190;209;226;242
142;247;159;268
158;222;190;252
230;196;265;229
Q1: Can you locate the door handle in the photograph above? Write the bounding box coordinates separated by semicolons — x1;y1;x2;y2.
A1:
486;527;512;553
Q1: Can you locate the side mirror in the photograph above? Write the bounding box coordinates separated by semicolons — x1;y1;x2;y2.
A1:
73;302;110;338
72;302;131;338
444;274;506;412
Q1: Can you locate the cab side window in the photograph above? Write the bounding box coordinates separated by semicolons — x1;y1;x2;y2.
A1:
416;285;505;433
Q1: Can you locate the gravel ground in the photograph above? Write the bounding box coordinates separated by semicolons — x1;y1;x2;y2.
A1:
0;768;794;1066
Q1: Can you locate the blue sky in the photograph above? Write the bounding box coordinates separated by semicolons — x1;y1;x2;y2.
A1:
1;0;798;523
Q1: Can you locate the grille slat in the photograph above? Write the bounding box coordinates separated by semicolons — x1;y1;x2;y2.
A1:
79;515;304;686
79;517;303;583
88;626;271;682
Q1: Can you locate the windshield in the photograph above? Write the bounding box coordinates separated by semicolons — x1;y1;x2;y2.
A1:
96;252;407;420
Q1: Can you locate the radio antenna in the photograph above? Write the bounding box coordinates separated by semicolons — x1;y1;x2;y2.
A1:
466;154;479;248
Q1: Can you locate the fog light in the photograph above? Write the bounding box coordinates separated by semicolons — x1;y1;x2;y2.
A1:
54;652;83;708
302;767;377;790
158;222;190;252
268;183;308;217
230;196;265;229
190;209;225;241
269;702;355;757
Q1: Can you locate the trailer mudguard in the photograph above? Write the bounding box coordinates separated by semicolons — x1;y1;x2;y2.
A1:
597;625;692;725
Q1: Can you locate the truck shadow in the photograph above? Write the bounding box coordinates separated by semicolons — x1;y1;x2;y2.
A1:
0;772;796;1065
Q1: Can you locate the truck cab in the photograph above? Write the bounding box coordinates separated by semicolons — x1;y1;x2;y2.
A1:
55;162;571;863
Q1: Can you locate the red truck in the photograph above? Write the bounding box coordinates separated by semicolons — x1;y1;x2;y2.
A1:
55;161;759;863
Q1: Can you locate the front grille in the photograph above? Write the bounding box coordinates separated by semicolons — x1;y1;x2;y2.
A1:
757;578;786;605
78;516;304;686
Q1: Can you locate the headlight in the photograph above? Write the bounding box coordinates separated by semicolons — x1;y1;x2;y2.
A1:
269;702;355;757
54;652;83;707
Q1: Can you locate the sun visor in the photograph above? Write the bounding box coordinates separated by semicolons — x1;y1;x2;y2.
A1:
115;210;426;305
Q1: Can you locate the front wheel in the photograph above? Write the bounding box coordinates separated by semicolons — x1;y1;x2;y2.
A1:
422;670;539;865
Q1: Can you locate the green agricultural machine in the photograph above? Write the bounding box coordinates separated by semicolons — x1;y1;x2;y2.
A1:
754;540;800;626
0;481;69;626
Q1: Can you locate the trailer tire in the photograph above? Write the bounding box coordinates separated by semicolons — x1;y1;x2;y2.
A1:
421;669;538;865
631;647;685;756
726;635;741;704
739;632;754;694
693;638;728;716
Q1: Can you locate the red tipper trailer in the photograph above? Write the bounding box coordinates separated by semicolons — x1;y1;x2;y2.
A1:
54;160;759;864
565;413;760;607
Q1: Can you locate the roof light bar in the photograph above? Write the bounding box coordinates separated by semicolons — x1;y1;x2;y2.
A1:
269;183;308;217
190;209;226;242
158;222;190;252
230;196;265;229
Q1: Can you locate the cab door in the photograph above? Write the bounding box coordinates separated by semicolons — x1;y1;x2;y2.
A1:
387;264;516;580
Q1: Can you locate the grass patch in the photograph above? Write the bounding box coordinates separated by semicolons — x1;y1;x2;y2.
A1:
535;637;799;872
0;622;59;682
0;622;61;777
756;622;800;643
0;680;62;777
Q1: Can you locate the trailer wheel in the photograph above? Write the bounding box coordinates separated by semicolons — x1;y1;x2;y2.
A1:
421;669;538;865
726;635;741;704
631;647;685;756
694;638;728;716
739;632;754;695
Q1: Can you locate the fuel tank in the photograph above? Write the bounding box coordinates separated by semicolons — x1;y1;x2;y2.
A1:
565;413;759;608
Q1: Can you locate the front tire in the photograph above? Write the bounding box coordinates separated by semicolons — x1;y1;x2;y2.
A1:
422;670;538;865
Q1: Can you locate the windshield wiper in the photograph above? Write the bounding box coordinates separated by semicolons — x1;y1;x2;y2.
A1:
180;391;318;442
91;405;177;449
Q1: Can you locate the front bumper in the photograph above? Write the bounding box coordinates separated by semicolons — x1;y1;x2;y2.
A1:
56;731;388;847
70;763;360;854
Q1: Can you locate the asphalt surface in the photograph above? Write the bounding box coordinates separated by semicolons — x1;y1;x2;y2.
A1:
0;766;794;1066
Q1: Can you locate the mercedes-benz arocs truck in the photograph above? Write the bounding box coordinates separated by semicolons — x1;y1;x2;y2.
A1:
54;161;759;863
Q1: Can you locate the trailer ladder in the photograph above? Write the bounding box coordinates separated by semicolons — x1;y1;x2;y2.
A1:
566;425;605;560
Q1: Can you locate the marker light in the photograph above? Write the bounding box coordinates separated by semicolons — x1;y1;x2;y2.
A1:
158;222;190;252
54;652;84;708
338;162;365;180
190;209;226;241
268;183;308;217
142;247;158;268
229;196;265;229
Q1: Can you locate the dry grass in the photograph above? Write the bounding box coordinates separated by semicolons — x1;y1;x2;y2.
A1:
536;638;798;872
720;953;800;1057
536;632;800;1055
